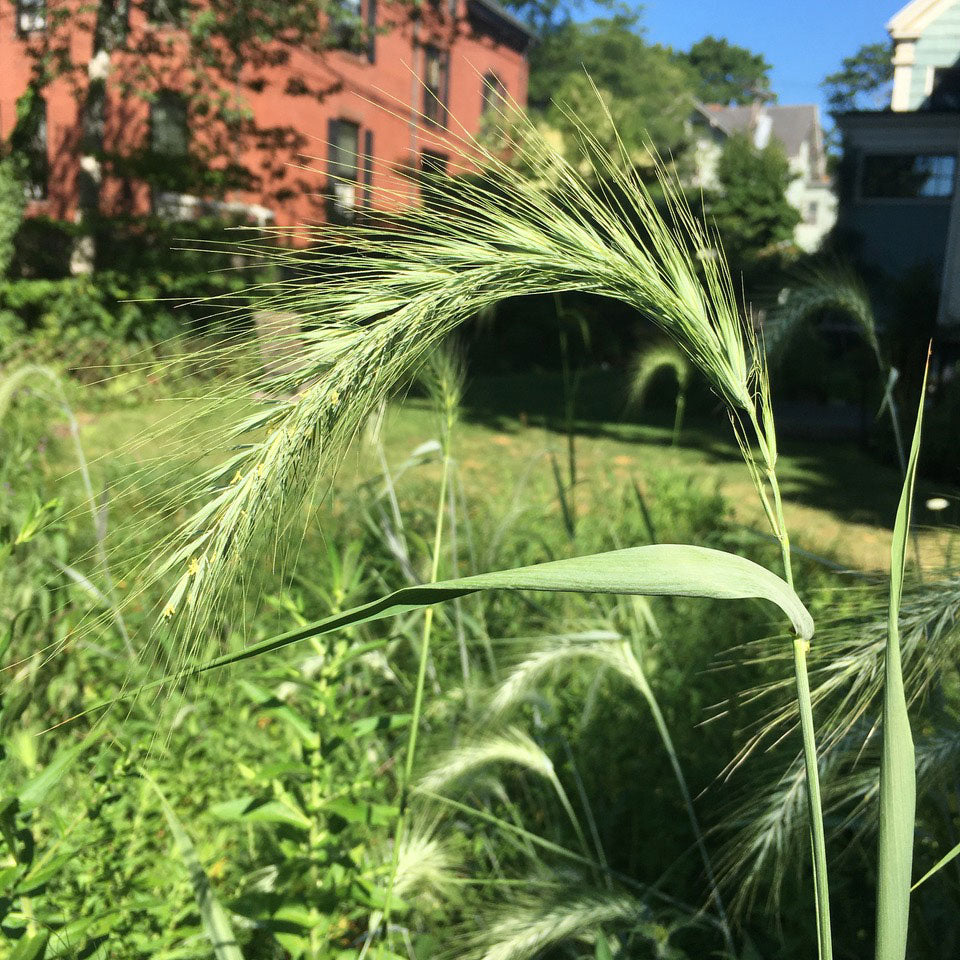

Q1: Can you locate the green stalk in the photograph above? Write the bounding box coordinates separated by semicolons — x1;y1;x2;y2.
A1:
768;467;833;960
547;769;594;865
624;636;735;956
792;633;832;960
672;387;686;446
378;432;452;954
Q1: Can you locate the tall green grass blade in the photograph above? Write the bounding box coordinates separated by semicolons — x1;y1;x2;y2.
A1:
792;638;831;960
145;776;244;960
875;355;927;960
911;839;960;891
549;453;577;541
175;544;812;679
18;740;91;813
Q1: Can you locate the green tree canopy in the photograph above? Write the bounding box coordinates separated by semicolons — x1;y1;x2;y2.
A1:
528;11;696;158
823;41;894;114
708;133;799;261
678;35;773;106
502;0;596;32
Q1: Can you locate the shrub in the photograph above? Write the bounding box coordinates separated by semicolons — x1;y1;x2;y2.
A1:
0;158;26;277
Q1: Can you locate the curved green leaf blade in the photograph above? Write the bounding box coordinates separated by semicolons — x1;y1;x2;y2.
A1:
182;543;812;677
875;356;927;960
912;838;960;892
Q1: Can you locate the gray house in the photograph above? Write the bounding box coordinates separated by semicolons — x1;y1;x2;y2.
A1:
690;102;837;252
836;0;960;334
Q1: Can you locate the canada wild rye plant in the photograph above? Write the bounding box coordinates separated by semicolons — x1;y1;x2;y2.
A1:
70;100;932;959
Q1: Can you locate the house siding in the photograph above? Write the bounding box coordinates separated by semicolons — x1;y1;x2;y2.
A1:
906;1;960;108
836;111;960;330
838;146;952;278
0;0;529;228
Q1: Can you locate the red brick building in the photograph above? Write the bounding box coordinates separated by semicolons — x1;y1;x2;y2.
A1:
0;0;532;228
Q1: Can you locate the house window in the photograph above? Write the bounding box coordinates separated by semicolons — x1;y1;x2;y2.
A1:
421;150;448;176
16;0;45;34
147;0;186;24
150;90;189;157
423;46;449;128
102;0;130;43
362;129;374;208
331;0;365;54
481;71;506;115
327;119;360;219
22;97;48;200
365;0;376;62
860;153;956;199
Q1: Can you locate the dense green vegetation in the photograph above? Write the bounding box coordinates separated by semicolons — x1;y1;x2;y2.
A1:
3;349;959;960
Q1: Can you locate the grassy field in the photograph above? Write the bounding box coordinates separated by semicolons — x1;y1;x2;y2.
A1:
62;367;957;573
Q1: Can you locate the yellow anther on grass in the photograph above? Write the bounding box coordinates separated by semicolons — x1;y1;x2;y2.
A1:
231;469;243;485
161;603;176;621
328;389;340;405
188;557;200;576
257;462;265;478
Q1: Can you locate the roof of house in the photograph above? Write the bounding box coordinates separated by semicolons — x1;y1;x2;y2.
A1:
888;0;957;40
466;0;536;42
696;102;821;159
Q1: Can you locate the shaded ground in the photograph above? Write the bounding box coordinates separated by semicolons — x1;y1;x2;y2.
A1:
64;368;959;573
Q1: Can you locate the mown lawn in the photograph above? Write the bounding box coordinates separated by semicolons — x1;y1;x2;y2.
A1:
62;367;958;573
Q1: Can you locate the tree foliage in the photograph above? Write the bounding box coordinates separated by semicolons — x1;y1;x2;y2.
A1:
708;133;799;261
678;35;773;106
823;41;894;114
0;159;26;277
527;11;695;161
502;0;600;33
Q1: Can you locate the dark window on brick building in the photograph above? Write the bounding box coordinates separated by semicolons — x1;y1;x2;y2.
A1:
16;0;46;34
362;129;374;207
147;0;187;24
421;150;448;176
150;90;189;157
23;97;48;200
327;119;360;220
481;71;506;115
423;46;449;127
331;0;365;55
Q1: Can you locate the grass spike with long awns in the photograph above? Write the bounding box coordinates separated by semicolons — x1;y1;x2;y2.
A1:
155;109;768;665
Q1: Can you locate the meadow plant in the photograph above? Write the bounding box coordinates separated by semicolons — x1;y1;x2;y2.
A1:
767;268;906;471
627;342;691;444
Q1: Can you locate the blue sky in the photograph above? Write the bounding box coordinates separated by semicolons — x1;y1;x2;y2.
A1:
581;0;901;114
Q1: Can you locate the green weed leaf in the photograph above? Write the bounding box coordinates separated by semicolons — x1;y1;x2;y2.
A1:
184;544;812;677
875;354;927;960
